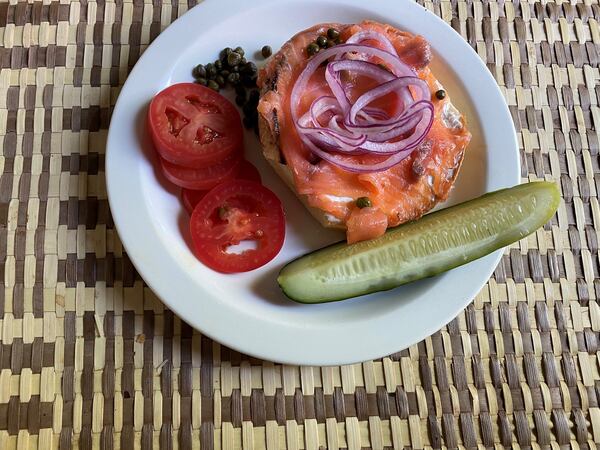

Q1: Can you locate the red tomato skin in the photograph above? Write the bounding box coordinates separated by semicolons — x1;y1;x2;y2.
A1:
190;180;285;273
181;188;207;215
160;151;241;190
148;83;243;168
180;160;262;214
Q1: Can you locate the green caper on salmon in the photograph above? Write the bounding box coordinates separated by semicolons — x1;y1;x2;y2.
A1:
327;28;340;40
356;197;372;208
307;43;320;55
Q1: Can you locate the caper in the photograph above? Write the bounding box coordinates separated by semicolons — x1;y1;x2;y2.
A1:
316;35;328;48
326;39;336;48
220;47;233;60
205;63;217;79
435;89;446;100
242;74;257;87
227;52;242;67
215;75;226;87
240;57;247;65
242;102;257;117
193;64;206;79
221;69;230;78
243;62;258;76
356;197;372;209
307;43;320;56
235;95;246;106
227;72;241;85
327;28;340;40
234;46;245;56
196;77;208;86
214;60;223;71
207;80;220;91
248;89;260;104
261;45;272;58
231;64;240;72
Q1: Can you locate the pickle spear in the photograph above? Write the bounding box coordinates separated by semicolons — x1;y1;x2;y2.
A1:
278;182;560;303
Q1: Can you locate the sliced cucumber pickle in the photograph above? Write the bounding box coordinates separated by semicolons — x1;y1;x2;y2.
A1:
278;182;560;303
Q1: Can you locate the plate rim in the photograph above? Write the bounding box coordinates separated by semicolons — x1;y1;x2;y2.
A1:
106;0;520;365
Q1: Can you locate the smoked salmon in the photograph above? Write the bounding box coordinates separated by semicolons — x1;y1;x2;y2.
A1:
257;21;471;242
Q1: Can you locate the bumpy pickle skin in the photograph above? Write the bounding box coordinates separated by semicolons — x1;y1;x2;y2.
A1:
278;182;561;303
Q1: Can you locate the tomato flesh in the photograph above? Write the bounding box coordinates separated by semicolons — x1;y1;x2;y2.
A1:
148;83;243;168
181;160;262;214
190;180;285;273
160;150;241;190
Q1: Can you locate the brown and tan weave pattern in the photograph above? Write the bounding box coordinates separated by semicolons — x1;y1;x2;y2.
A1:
0;0;598;448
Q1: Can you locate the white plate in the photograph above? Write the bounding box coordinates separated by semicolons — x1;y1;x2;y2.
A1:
106;0;520;365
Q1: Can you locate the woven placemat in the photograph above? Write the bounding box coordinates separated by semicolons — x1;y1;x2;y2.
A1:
0;0;598;448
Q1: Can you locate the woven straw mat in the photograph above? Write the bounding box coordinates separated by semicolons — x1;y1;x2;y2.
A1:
0;0;599;449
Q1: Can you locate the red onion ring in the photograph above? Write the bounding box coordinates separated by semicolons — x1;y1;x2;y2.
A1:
344;30;399;55
290;33;435;173
345;100;432;132
348;76;430;124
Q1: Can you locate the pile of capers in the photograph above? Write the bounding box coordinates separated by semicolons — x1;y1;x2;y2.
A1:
193;46;258;92
307;28;340;56
239;87;260;130
192;46;263;132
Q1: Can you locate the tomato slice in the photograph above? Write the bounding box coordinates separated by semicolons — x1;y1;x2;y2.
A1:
182;189;207;215
148;83;243;168
236;160;262;184
181;161;262;214
160;147;242;190
190;180;285;273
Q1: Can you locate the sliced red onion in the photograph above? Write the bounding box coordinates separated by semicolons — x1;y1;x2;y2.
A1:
324;68;350;112
307;96;341;126
345;99;433;132
327;116;358;138
306;137;369;156
366;113;423;143
291;43;417;110
306;95;389;137
325;60;407;116
302;127;367;149
348;76;429;125
298;107;367;151
327;60;395;83
344;30;399;56
361;107;390;120
299;133;416;173
361;108;433;153
290;31;435;173
298;119;365;148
